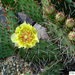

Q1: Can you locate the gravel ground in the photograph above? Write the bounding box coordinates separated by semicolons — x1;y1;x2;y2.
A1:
0;55;47;75
0;56;35;75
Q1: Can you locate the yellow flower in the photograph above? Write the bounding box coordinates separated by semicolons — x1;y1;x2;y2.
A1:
11;22;39;49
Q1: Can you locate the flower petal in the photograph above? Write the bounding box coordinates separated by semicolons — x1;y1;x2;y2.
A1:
11;21;39;49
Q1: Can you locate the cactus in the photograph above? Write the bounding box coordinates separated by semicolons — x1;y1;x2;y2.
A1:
18;39;61;63
0;0;75;75
68;31;75;41
50;0;75;18
40;0;75;74
5;7;19;33
16;0;43;23
65;18;75;28
0;2;19;58
55;12;65;22
44;5;55;15
37;61;64;75
0;24;14;58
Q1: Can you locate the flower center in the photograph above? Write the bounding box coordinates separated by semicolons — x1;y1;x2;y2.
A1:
19;30;33;43
24;35;27;39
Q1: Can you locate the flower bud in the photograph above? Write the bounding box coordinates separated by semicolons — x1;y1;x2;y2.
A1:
55;12;65;22
68;31;75;41
65;18;75;28
45;5;55;15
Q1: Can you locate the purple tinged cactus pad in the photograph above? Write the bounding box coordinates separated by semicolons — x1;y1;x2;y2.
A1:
55;12;65;22
68;31;75;41
65;18;75;28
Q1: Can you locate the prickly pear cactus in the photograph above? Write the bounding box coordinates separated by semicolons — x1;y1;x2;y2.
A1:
39;0;75;74
50;0;75;18
0;24;14;58
37;61;64;75
41;0;75;56
0;0;75;75
19;39;61;62
16;0;43;23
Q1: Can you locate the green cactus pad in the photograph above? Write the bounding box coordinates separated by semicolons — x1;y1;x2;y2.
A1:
0;24;14;58
19;39;61;62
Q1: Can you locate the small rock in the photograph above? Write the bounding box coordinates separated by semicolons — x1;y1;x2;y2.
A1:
16;12;36;26
33;23;50;41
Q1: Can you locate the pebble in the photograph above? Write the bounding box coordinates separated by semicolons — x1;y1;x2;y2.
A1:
33;23;50;41
16;12;36;26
